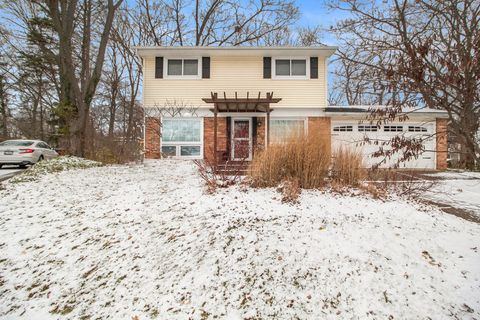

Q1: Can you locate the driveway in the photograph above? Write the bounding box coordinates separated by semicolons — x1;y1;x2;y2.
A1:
420;171;480;223
0;165;24;181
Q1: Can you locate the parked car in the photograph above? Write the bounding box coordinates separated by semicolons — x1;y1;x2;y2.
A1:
0;140;58;168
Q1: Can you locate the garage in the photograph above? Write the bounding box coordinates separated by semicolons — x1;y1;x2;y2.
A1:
325;106;449;170
331;121;437;169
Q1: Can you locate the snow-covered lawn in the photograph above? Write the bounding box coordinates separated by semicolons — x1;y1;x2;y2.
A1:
0;160;479;319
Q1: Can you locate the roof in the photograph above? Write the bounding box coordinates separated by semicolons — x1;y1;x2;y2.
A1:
325;105;449;118
135;46;337;58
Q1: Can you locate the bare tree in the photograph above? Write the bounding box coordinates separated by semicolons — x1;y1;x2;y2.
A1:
35;0;124;156
329;0;480;169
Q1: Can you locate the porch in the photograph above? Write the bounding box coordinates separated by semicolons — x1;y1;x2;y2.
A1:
202;92;281;170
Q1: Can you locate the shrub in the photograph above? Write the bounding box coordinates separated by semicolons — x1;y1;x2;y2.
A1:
10;156;102;183
276;178;301;203
331;147;365;187
249;133;330;188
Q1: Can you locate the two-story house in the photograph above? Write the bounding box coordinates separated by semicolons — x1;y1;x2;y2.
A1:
136;46;448;170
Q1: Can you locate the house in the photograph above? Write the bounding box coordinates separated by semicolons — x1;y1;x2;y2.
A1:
136;46;448;170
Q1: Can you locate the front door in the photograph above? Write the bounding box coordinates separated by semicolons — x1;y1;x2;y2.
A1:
231;118;252;160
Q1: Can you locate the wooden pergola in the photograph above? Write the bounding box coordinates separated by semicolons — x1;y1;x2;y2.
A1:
202;91;282;167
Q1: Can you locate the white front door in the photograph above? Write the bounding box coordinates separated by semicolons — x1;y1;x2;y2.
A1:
231;118;252;160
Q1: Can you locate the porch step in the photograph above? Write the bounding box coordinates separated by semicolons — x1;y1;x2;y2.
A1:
215;161;250;175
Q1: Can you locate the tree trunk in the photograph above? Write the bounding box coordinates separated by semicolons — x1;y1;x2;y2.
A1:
0;76;8;138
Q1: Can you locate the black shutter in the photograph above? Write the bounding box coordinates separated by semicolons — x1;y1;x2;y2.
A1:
310;57;318;79
263;57;272;79
202;57;210;79
155;57;163;79
252;117;258;157
226;117;231;160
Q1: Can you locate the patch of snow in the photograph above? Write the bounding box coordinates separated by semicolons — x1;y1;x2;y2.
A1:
424;171;480;216
0;160;479;319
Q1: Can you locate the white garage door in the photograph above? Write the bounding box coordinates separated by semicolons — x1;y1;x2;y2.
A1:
331;122;436;169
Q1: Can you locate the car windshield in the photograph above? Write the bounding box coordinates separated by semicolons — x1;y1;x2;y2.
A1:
0;140;35;147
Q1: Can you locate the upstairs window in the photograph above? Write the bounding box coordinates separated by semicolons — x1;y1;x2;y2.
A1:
384;125;403;132
274;59;307;78
166;59;199;77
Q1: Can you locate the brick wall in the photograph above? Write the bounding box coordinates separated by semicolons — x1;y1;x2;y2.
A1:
436;118;448;170
204;117;227;163
308;117;332;157
145;117;161;159
254;116;266;152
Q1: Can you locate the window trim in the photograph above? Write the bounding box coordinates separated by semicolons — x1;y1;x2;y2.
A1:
164;57;202;79
408;125;428;132
332;125;354;132
383;125;404;132
358;125;378;132
268;117;308;144
160;117;204;159
272;57;310;80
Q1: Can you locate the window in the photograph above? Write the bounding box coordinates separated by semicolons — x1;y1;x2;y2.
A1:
270;119;305;143
37;142;50;149
161;119;202;158
384;125;403;132
0;140;34;146
166;59;199;77
274;59;307;77
408;126;428;132
358;125;378;132
333;125;353;132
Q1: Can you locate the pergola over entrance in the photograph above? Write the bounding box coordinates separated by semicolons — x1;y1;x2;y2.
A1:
202;91;282;167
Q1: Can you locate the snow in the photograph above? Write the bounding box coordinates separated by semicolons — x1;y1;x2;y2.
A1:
423;171;480;217
0;160;479;319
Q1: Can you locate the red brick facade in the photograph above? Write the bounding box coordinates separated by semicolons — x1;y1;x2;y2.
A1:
145;117;161;159
204;117;227;163
254;117;266;154
436;118;448;170
307;117;332;158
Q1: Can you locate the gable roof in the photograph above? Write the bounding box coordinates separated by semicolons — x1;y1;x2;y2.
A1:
135;46;337;58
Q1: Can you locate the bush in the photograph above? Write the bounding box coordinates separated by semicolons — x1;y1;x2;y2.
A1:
331;147;366;187
10;156;102;183
249;134;330;188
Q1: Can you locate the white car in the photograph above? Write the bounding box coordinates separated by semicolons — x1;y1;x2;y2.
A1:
0;140;58;168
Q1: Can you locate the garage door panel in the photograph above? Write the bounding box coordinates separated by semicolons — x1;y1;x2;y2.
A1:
331;122;435;169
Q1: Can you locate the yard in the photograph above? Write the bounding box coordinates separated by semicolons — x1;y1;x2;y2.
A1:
0;160;479;319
